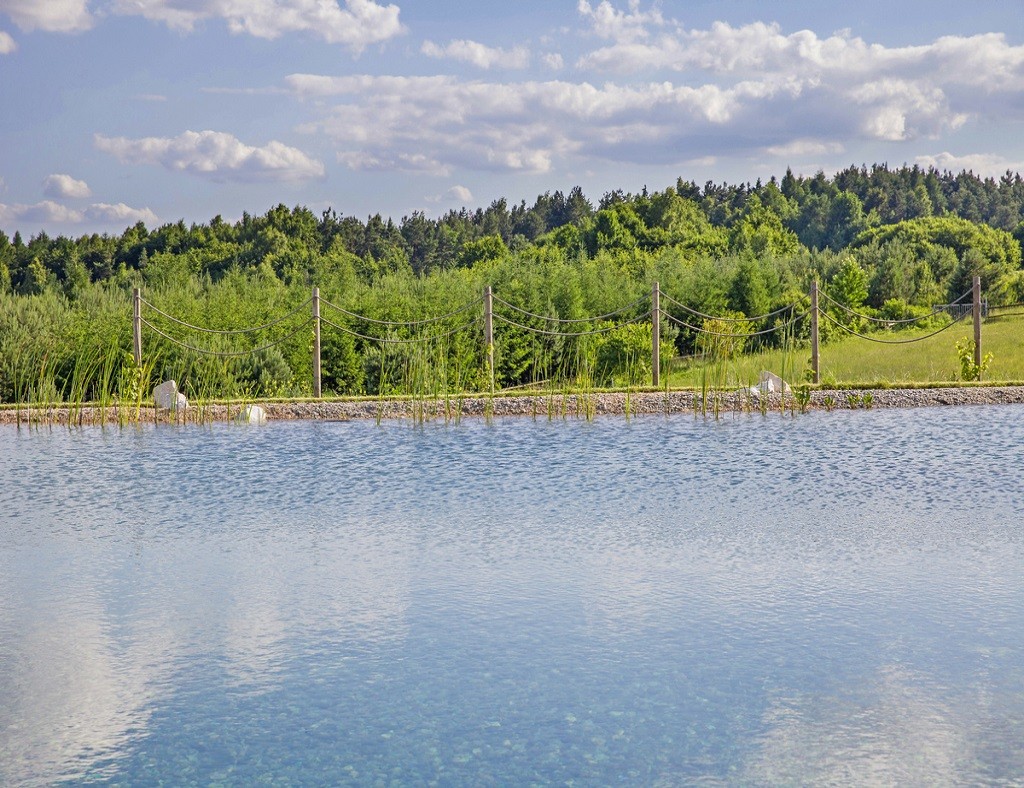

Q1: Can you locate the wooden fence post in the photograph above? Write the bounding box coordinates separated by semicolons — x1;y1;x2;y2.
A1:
651;281;660;387
484;285;494;393
132;287;142;367
810;280;819;384
312;286;321;398
973;275;982;377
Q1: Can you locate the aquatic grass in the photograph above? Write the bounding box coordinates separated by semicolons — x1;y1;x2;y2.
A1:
63;343;105;428
96;340;122;426
115;350;158;427
30;353;60;429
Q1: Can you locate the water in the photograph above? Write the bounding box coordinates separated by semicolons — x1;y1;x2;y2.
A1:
1;407;1022;785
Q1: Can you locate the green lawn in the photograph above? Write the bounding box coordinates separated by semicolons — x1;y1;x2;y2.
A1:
666;312;1024;388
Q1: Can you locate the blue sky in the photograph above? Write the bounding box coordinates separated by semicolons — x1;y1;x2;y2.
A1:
1;0;1023;237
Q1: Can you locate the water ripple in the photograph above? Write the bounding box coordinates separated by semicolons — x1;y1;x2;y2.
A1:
1;407;1023;784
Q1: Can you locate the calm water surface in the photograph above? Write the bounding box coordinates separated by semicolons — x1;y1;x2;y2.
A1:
1;407;1023;785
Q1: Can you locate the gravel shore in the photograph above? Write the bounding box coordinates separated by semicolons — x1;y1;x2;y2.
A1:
4;385;1024;426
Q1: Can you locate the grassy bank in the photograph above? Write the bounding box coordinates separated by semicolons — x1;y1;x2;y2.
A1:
668;312;1024;388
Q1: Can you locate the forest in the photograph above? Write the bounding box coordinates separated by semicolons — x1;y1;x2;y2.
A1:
2;164;1024;403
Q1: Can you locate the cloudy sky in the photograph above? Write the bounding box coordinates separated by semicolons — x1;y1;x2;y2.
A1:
1;0;1023;237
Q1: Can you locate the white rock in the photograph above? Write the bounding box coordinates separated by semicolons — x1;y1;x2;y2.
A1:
757;371;791;394
153;380;188;411
235;404;267;424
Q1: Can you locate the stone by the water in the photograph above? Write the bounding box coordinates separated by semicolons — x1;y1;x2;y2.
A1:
757;370;791;394
235;404;267;424
153;380;188;411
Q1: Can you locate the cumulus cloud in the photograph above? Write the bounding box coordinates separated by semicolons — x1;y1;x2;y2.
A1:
425;185;474;205
577;0;665;45
43;173;91;199
0;200;83;224
573;8;1024;142
421;39;530;70
915;152;1024;177
765;139;844;158
288;72;833;175
0;0;92;33
108;0;403;53
85;203;159;225
279;8;1024;179
0;29;15;53
94;130;325;182
445;185;473;202
0;199;158;227
541;52;564;71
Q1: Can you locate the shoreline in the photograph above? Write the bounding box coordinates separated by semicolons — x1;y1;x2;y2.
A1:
3;385;1024;426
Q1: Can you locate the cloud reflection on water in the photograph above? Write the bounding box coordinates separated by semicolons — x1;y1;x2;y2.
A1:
1;411;1022;783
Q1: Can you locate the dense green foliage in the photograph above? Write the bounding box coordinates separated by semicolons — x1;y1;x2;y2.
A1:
2;164;1023;402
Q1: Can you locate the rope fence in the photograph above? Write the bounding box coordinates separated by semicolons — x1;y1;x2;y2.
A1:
130;274;995;395
140;316;315;358
319;295;482;327
659;291;802;324
492;312;649;337
818;287;973;326
140;296;312;334
818;309;969;344
662;309;810;338
319;314;479;345
491;293;648;323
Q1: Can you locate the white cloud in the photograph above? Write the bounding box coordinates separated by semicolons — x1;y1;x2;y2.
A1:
135;93;168;102
445;185;473;203
848;79;965;141
94;130;325;182
43;173;92;199
336;149;449;176
541;52;564;71
288;73;825;175
425;185;474;206
765;139;844;158
85;203;159;225
272;12;1024;180
421;39;530;70
0;0;92;33
576;12;1024;90
0;199;158;227
0;200;84;224
572;11;1024;144
577;0;664;45
915;152;1024;177
0;29;15;53
108;0;404;53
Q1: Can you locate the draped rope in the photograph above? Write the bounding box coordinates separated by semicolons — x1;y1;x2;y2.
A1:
319;296;481;327
818;309;970;344
141;317;313;357
141;297;311;334
491;293;648;323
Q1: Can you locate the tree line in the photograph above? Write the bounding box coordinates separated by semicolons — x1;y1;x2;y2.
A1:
1;164;1023;401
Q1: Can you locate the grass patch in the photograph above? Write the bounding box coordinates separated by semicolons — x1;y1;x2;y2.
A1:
667;313;1024;388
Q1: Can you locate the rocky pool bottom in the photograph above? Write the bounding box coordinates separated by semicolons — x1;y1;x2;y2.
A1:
3;384;1024;426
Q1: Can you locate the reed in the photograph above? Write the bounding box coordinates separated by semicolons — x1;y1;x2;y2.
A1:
63;343;104;427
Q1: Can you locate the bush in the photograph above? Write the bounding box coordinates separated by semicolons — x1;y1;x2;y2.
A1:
594;323;652;386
